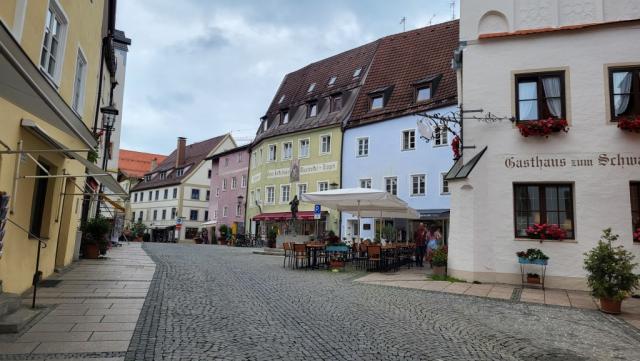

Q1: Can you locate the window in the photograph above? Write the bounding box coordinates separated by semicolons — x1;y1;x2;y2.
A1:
140;192;144;202
357;137;369;157
320;135;331;154
360;179;371;189
134;193;138;202
263;119;268;132
307;102;318;118
441;173;450;195
282;142;293;160
155;190;159;201
225;158;229;167
281;110;289;124
189;209;198;221
278;94;285;104
370;95;384;110
353;68;362;77
204;210;209;221
132;212;136;221
281;185;290;203
318;181;329;192
176;168;184;177
610;67;640;120
251;152;257;168
385;177;397;195
144;175;151;182
515;72;565;121
416;86;431;102
213;210;218;219
153;210;158;221
223;206;228;217
162;209;166;220
266;186;275;204
411;175;425;196
40;5;66;80
631;183;640;241
236;204;241;216
241;175;247;188
402;130;415;151
268;144;277;162
222;179;227;190
191;189;200;200
207;169;212;179
238;153;242;162
328;76;337;86
148;191;152;201
513;184;574;239
216;187;220;196
255;189;261;203
231;177;237;189
72;50;87;114
434;126;448;146
171;208;176;220
330;95;342;113
138;211;143;221
299;139;310;158
308;83;316;92
29;164;50;237
206;190;210;201
173;188;177;199
185;227;198;239
164;189;168;199
298;183;307;195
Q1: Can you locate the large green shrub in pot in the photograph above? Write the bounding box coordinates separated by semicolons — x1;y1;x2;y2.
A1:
584;229;639;312
267;226;278;248
80;216;111;253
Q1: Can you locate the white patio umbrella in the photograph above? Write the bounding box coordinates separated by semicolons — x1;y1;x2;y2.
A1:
300;188;419;241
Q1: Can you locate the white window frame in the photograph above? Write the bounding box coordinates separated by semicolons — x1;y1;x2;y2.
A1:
231;177;237;190
299;138;310;159
72;47;87;115
222;206;228;218
320;134;331;155
410;174;426;196
356;137;369;157
281;110;289;124
39;1;68;84
434;126;448;147
268;144;277;162
297;183;308;196
265;185;276;205
280;184;291;204
385;176;398;195
359;178;372;189
440;172;450;195
282;141;293;160
370;95;384;110
353;67;362;77
401;129;416;151
236;203;241;216
222;178;227;191
241;175;247;188
317;181;329;192
213;210;218;219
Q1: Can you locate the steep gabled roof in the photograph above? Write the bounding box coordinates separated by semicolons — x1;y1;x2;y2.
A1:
348;20;459;126
132;134;229;191
119;149;167;178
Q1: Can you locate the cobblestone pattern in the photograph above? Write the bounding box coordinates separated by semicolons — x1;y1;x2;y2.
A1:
127;244;640;361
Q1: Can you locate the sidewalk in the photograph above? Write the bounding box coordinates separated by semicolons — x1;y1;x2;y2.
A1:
0;242;154;359
355;268;640;329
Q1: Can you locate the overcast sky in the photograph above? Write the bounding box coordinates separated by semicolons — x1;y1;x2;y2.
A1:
116;0;459;155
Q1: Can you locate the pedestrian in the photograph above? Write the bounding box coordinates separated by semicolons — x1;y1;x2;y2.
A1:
426;226;439;267
414;223;427;267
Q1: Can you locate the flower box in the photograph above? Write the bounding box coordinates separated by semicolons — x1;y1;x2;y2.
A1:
518;257;548;265
617;116;640;133
525;223;567;241
517;118;569;137
634;228;640;243
325;245;349;253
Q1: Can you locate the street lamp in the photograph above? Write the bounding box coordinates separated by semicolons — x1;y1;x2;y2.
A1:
95;104;119;217
237;195;244;210
329;182;339;190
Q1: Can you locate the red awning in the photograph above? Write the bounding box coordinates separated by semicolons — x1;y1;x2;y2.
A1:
252;211;324;221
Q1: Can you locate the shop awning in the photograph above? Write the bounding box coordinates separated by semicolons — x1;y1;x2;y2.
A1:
445;147;487;180
201;220;217;226
21;120;127;197
253;211;324;221
418;209;450;220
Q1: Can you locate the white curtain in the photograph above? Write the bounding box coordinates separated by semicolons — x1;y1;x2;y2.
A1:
613;72;632;116
518;82;538;120
542;77;562;118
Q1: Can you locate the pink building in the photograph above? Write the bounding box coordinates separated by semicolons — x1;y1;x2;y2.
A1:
206;144;250;236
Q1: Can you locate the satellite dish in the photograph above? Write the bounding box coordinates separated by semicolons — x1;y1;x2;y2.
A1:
417;120;433;140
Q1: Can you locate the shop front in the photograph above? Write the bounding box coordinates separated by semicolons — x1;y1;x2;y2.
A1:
253;211;328;246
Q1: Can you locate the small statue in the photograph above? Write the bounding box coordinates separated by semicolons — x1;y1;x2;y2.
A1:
289;195;299;220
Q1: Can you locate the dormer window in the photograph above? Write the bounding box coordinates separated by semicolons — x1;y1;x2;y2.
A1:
416;86;431;102
370;95;384;110
328;76;337;86
144;175;151;182
278;95;285;104
281;110;289;124
176;168;184;177
307;101;318;118
263;119;268;132
159;171;167;180
330;94;342;113
307;83;316;93
353;68;362;77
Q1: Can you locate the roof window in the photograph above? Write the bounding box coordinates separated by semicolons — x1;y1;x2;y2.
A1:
328;76;337;86
307;83;316;93
278;95;285;104
353;68;362;77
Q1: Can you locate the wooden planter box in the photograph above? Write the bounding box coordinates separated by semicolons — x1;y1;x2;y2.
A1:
526;276;541;284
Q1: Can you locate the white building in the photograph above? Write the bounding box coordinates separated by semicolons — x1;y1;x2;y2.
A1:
448;0;640;290
130;135;236;241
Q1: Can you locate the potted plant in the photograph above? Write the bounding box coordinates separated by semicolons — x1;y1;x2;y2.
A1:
633;228;640;243
218;224;229;245
131;221;146;242
584;228;639;314
267;226;278;248
517;118;569;137
431;247;447;276
516;248;549;265
526;273;541;284
80;216;111;259
617;115;640;133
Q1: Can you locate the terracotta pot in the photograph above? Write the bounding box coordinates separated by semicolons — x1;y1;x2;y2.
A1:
84;244;100;259
432;266;446;276
330;260;344;269
599;298;622;314
526;276;541;284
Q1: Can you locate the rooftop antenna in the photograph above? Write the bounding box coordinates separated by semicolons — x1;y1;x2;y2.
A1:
428;14;436;25
450;0;456;20
400;16;406;32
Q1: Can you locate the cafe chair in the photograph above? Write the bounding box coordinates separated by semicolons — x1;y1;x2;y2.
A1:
283;242;293;269
366;245;382;272
293;243;308;269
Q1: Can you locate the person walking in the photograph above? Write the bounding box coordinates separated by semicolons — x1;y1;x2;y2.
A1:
414;223;427;267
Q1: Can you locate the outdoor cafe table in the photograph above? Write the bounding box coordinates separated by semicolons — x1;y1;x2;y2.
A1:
380;244;415;271
305;244;325;269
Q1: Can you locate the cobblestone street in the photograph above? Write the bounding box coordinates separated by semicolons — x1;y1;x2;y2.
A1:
126;244;640;361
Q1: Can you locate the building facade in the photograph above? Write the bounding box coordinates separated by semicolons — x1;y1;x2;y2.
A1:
245;41;379;244
0;0;122;294
341;22;459;241
130;135;235;242
448;0;640;290
206;145;250;238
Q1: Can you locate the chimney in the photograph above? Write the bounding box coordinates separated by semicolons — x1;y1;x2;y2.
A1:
150;158;158;171
176;137;186;168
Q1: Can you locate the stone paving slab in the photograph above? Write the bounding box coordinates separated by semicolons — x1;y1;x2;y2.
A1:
32;341;130;354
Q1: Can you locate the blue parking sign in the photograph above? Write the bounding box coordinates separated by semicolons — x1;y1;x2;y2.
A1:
314;204;321;214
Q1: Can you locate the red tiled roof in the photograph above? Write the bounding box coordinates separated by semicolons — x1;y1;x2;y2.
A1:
119;149;167;178
132;134;231;191
478;18;640;40
349;20;459;126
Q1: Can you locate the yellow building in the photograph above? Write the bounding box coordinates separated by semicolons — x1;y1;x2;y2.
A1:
0;0;122;295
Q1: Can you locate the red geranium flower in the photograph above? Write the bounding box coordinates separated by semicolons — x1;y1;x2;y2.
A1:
617;116;640;133
525;223;567;240
517;118;569;137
